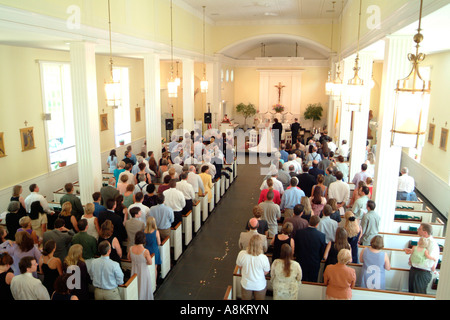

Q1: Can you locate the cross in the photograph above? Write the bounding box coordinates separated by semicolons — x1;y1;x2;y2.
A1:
275;82;286;103
24;120;28;127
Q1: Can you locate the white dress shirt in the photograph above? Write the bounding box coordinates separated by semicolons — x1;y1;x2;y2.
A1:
176;180;196;200
187;172;205;194
11;272;50;300
327;180;350;204
24;192;51;214
397;174;415;193
163;188;186;212
260;177;284;195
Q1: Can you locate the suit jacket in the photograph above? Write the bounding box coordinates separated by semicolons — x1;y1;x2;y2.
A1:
238;230;268;252
43;229;74;262
272;122;283;142
100;185;120;206
98;210;126;244
60;193;84;220
294;227;326;277
291;122;300;141
308;167;325;180
296;173;317;197
125;218;145;249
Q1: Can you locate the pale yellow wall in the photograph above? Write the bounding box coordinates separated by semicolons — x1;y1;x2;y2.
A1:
0;44;145;190
233;66;329;128
419;51;450;183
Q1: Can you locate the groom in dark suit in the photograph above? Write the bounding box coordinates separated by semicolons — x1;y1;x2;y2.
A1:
294;215;326;282
291;118;300;144
272;118;283;149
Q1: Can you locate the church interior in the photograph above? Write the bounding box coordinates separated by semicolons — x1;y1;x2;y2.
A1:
1;0;450;301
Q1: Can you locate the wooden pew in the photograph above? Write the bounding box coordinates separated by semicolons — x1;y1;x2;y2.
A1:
232;265;436;300
223;285;233;300
159;236;171;279
119;273;139;300
394;220;445;237
193;200;201;233
396;199;425;211
182;210;193;246
171;221;183;261
379;232;445;251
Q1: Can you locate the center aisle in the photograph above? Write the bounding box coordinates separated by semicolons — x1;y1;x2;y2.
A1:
154;155;264;300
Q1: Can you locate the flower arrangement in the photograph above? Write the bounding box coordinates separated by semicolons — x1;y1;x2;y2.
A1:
273;103;285;113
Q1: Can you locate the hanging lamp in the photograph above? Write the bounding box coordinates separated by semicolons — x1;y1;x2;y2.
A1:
167;0;177;98
104;0;121;108
391;0;431;148
200;6;208;93
325;2;336;96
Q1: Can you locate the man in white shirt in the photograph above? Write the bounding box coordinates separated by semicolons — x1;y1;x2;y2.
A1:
260;174;284;196
187;166;205;201
163;179;186;228
327;171;350;207
397;167;418;201
282;154;301;174
128;192;150;225
202;155;216;179
118;163;136;186
351;163;370;188
11;256;50;300
336;139;349;160
176;172;196;215
24;184;54;215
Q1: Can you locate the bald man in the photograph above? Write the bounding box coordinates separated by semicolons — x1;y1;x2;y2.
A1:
238;218;268;253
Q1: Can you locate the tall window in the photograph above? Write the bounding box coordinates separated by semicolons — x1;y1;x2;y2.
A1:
40;62;76;171
112;66;131;147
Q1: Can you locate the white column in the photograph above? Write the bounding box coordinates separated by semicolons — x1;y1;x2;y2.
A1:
206;60;222;129
182;58;195;132
337;57;353;148
144;52;162;162
349;52;374;180
327;55;337;135
373;36;414;232
437;227;450;299
69;42;102;204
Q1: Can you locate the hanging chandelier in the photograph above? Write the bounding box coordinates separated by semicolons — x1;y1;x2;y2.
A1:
104;0;121;108
168;0;178;98
325;1;336;96
391;0;431;148
200;6;208;93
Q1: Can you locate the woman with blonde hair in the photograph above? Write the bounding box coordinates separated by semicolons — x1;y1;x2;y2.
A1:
323;227;351;271
5;231;41;276
11;185;26;217
323;248;356;300
81;203;100;239
236;235;270;300
17;216;39;244
324;198;341;223
270;243;302;300
64;244;91;300
58;202;78;232
344;211;362;263
258;178;281;205
300;196;313;222
97;220;122;264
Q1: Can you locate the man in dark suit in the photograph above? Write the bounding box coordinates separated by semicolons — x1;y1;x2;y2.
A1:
293;215;326;282
272;118;283;149
100;177;120;207
291;118;300;144
98;199;126;245
308;160;325;180
296;164;317;197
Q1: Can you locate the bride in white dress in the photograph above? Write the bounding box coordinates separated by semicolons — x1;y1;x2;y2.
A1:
249;119;278;153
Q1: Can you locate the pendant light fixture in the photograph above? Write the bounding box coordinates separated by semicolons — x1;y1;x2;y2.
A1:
391;0;431;148
104;0;121;108
325;1;336;96
331;0;345;100
200;6;208;93
343;0;365;112
175;61;181;87
167;0;177;98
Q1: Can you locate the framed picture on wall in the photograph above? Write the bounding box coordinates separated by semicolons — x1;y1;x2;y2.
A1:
428;123;435;145
135;107;141;122
439;128;448;151
20;127;35;152
100;113;108;131
0;132;6;157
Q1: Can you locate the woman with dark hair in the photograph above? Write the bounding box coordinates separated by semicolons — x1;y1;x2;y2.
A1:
0;252;15;300
135;162;152;185
10;185;27;218
107;149;118;173
128;231;153;300
270;222;295;262
311;174;327;197
97;220;122;264
309;184;326;216
39;239;63;295
51;273;79;300
143;184;158;209
323;227;351;271
114;194;128;224
29;200;48;239
270;243;302;300
5;201;25;241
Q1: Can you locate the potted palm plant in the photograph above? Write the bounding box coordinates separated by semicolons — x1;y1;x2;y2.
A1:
303;103;323;131
236;102;257;130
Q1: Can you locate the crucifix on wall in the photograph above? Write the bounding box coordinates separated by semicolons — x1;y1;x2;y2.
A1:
275;82;286;104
